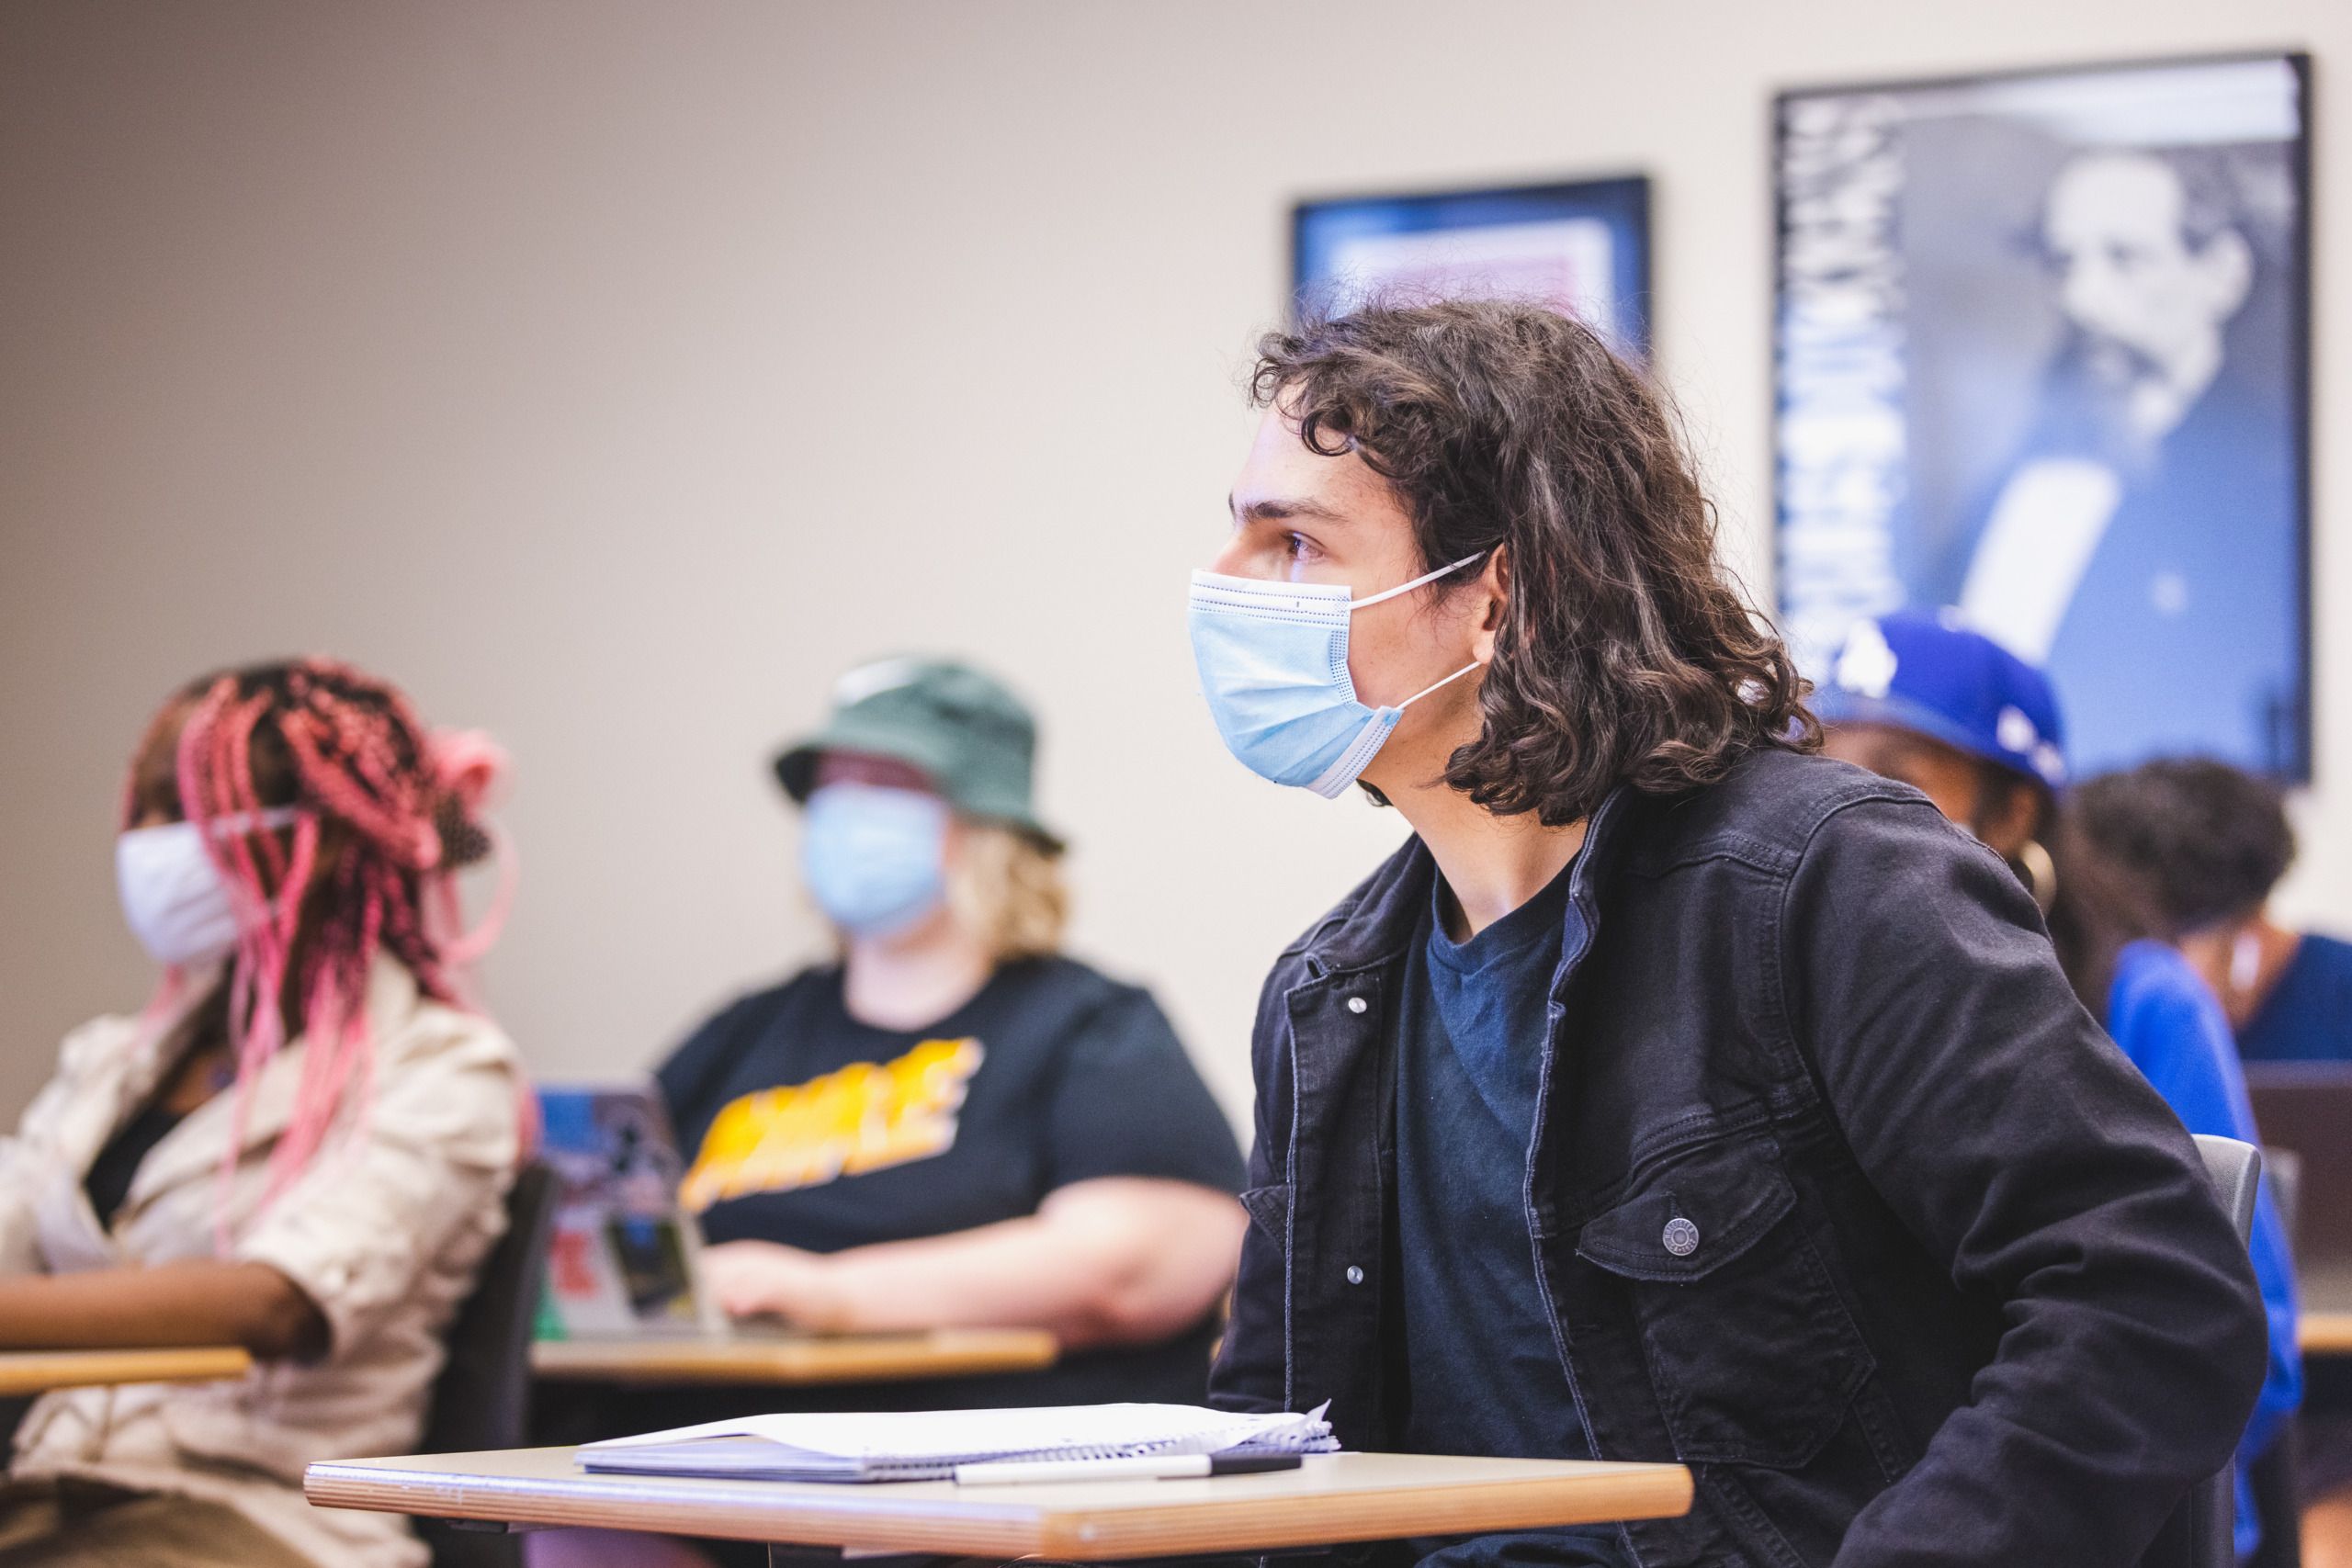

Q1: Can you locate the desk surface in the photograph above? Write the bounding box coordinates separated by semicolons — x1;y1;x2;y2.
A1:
2304;1312;2352;1356
530;1330;1058;1386
2301;1266;2352;1357
304;1447;1694;1560
0;1347;253;1396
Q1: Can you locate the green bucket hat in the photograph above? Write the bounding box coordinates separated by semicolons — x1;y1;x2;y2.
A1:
773;657;1063;852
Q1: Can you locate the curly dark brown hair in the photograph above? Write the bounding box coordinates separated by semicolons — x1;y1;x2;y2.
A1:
2070;757;2297;934
1251;299;1815;824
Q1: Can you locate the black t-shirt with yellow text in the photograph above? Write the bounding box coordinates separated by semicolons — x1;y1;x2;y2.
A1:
655;955;1243;1405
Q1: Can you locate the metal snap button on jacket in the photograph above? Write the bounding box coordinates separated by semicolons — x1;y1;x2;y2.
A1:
1344;1265;1365;1284
1661;1216;1701;1258
1345;997;1368;1014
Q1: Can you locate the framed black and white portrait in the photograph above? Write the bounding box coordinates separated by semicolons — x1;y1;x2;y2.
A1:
1293;176;1651;360
1775;54;2312;777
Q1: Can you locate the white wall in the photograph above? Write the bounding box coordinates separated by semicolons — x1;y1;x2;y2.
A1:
2;0;2346;1128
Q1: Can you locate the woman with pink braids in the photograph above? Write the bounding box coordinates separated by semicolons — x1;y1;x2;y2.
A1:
0;658;525;1568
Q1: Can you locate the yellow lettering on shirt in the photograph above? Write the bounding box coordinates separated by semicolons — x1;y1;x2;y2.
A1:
679;1038;985;1212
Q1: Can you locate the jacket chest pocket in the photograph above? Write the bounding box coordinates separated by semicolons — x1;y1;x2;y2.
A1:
1575;1132;1873;1469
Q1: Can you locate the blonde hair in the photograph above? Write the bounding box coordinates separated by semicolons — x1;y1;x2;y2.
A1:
946;821;1068;961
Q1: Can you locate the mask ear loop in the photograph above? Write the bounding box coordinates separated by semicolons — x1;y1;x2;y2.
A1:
1396;658;1487;710
1306;658;1491;800
1348;551;1490;612
1354;553;1495;714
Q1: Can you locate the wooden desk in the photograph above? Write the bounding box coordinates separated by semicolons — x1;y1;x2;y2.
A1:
531;1330;1057;1387
0;1347;253;1397
2303;1312;2352;1356
2301;1266;2352;1357
304;1447;1694;1560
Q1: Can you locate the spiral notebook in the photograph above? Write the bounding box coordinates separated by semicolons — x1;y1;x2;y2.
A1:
577;1402;1338;1483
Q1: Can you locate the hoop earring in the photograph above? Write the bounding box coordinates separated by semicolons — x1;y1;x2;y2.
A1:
2012;840;2058;914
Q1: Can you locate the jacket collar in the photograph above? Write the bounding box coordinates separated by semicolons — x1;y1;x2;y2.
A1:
121;957;422;1210
1297;784;1639;977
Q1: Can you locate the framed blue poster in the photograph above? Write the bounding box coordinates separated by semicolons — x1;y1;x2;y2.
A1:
1775;53;2312;778
1292;175;1651;360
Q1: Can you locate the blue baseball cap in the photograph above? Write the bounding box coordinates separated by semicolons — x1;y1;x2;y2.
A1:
1814;612;2068;791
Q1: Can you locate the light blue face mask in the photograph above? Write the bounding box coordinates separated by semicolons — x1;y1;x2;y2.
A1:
801;784;950;937
1187;553;1486;797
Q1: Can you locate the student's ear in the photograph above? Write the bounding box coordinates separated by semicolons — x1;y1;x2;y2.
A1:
1470;546;1511;666
1976;776;2044;863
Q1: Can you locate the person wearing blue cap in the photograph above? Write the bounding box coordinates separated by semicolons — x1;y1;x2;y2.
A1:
1812;611;2068;902
1821;610;2302;1562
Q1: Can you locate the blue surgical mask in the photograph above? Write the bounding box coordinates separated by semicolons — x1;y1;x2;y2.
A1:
801;784;949;937
1187;553;1487;797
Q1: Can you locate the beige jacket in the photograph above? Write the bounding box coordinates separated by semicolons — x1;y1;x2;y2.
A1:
0;960;523;1568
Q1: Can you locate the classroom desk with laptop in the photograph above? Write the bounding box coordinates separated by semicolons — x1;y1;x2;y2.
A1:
0;1345;252;1396
475;1088;1696;1558
531;1085;1063;1395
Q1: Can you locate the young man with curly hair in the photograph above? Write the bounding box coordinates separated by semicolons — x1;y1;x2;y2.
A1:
1189;299;2266;1568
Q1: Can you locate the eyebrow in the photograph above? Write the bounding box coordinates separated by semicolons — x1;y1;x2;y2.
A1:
1228;494;1349;525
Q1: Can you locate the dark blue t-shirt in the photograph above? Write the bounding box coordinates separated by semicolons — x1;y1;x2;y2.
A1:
1396;857;1625;1567
2239;932;2352;1062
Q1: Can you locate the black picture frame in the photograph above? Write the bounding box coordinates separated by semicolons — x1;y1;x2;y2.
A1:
1772;51;2312;780
1291;175;1653;361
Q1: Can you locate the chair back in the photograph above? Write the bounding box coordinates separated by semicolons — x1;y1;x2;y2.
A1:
2266;1146;2303;1256
2180;1135;2262;1568
2248;1426;2303;1568
2251;1146;2305;1568
416;1162;558;1568
2199;1135;2263;1242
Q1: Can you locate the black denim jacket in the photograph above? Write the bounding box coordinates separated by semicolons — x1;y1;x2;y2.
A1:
1207;749;2266;1568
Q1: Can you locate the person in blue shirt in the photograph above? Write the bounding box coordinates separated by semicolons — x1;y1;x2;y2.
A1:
2072;756;2352;1567
1819;611;2302;1562
2070;756;2352;1063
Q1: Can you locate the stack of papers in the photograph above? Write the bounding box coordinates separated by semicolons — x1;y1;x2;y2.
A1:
577;1402;1338;1483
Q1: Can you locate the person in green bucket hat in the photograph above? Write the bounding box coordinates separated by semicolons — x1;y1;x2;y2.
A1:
772;656;1066;853
633;660;1242;1486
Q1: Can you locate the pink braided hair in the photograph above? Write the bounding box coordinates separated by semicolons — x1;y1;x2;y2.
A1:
128;658;514;1244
